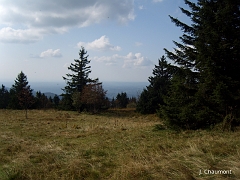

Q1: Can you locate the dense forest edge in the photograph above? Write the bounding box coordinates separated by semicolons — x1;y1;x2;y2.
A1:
1;0;240;132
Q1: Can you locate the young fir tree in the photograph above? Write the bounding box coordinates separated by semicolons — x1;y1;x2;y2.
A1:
161;0;240;129
116;92;129;108
34;91;44;109
0;85;9;109
8;71;34;110
18;86;34;118
53;94;60;108
136;55;177;114
61;46;98;110
8;71;32;109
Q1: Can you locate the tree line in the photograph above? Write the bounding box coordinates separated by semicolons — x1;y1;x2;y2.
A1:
0;47;135;116
0;72;61;118
1;0;239;130
137;0;240;130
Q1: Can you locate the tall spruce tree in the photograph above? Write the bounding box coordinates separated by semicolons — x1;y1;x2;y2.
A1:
8;71;34;112
53;94;60;108
0;85;9;109
136;56;177;114
116;92;129;108
61;46;97;110
195;0;240;129
161;0;240;129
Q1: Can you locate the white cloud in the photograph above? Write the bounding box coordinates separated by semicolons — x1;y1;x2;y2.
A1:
40;49;62;58
0;0;135;43
0;27;43;43
93;54;121;66
153;0;163;2
139;5;144;10
77;36;121;51
94;52;153;68
123;52;153;68
135;42;143;46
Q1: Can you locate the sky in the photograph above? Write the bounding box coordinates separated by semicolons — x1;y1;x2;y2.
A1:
0;0;195;83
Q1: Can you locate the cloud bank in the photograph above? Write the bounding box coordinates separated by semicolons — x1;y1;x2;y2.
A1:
77;36;121;51
40;49;62;58
94;52;153;68
153;0;163;2
0;0;135;43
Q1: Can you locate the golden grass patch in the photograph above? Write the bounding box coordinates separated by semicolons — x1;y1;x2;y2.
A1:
0;109;239;179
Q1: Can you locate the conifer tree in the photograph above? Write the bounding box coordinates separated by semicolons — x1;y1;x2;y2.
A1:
8;71;34;111
195;0;240;128
161;0;240;129
8;71;34;117
34;91;43;109
136;56;176;114
110;97;116;108
61;47;98;110
116;92;129;108
53;95;60;108
18;86;34;118
0;85;9;109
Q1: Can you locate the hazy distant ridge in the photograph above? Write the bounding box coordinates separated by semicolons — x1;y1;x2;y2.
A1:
1;82;148;99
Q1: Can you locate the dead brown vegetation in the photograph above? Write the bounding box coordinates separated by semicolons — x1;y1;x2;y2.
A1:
0;109;239;179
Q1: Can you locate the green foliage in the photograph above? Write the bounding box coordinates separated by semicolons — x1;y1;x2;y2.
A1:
116;92;129;108
136;89;153;114
33;91;53;109
59;94;73;111
75;82;108;113
62;46;97;94
161;0;240;130
61;47;98;110
127;97;137;108
0;85;9;109
137;55;176;114
5;71;35;118
159;68;197;129
8;71;34;111
53;94;60;108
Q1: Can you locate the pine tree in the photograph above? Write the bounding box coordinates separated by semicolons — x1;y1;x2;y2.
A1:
110;97;116;108
18;86;34;118
8;71;34;111
161;0;240;129
53;95;60;108
0;85;9;108
136;56;177;114
61;47;97;110
136;89;152;113
160;67;200;129
195;0;240;128
34;91;43;109
116;92;129;108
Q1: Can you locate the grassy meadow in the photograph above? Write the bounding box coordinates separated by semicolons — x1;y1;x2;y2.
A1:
0;109;239;180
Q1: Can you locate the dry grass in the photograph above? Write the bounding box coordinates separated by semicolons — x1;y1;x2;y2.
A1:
0;109;239;180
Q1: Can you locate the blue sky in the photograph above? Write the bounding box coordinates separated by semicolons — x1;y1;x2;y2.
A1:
0;0;195;83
